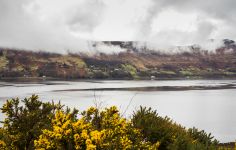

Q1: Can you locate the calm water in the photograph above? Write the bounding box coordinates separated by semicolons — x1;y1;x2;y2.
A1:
0;79;236;142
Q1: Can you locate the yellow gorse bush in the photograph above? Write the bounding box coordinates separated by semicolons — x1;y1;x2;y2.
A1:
0;95;227;150
34;106;160;150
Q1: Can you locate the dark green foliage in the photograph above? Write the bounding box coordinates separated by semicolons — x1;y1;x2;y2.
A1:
131;106;184;149
0;95;64;149
131;106;219;150
188;127;219;147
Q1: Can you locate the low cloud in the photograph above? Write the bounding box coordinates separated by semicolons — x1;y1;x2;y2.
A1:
0;0;104;53
0;0;235;53
66;0;105;33
135;0;236;48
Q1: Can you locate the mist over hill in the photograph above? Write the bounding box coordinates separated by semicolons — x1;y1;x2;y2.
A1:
0;40;236;80
94;39;236;54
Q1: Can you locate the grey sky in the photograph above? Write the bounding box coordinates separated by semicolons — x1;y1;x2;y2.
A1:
0;0;235;53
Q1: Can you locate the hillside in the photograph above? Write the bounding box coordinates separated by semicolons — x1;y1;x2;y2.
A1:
0;42;236;80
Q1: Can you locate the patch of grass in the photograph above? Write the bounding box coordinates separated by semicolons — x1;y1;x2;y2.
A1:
0;56;8;70
122;64;139;79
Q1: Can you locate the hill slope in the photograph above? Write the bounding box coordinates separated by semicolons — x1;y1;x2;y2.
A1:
0;45;236;79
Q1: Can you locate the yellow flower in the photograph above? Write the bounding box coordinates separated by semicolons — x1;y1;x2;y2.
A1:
53;126;63;134
86;139;96;150
62;120;71;129
87;107;97;114
81;130;89;139
65;129;72;136
0;140;6;147
120;136;132;149
55;133;62;139
74;134;80;141
34;106;160;150
90;130;102;144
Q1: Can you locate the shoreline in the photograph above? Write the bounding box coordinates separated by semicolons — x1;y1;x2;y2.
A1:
1;76;236;82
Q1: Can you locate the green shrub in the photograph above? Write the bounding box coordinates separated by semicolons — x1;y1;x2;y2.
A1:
121;64;138;79
0;95;66;149
132;106;219;150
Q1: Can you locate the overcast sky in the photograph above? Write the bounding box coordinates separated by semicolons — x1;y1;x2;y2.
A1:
0;0;235;53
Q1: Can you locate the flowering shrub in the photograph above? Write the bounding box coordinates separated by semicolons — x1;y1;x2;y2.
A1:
34;106;159;149
0;95;227;150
